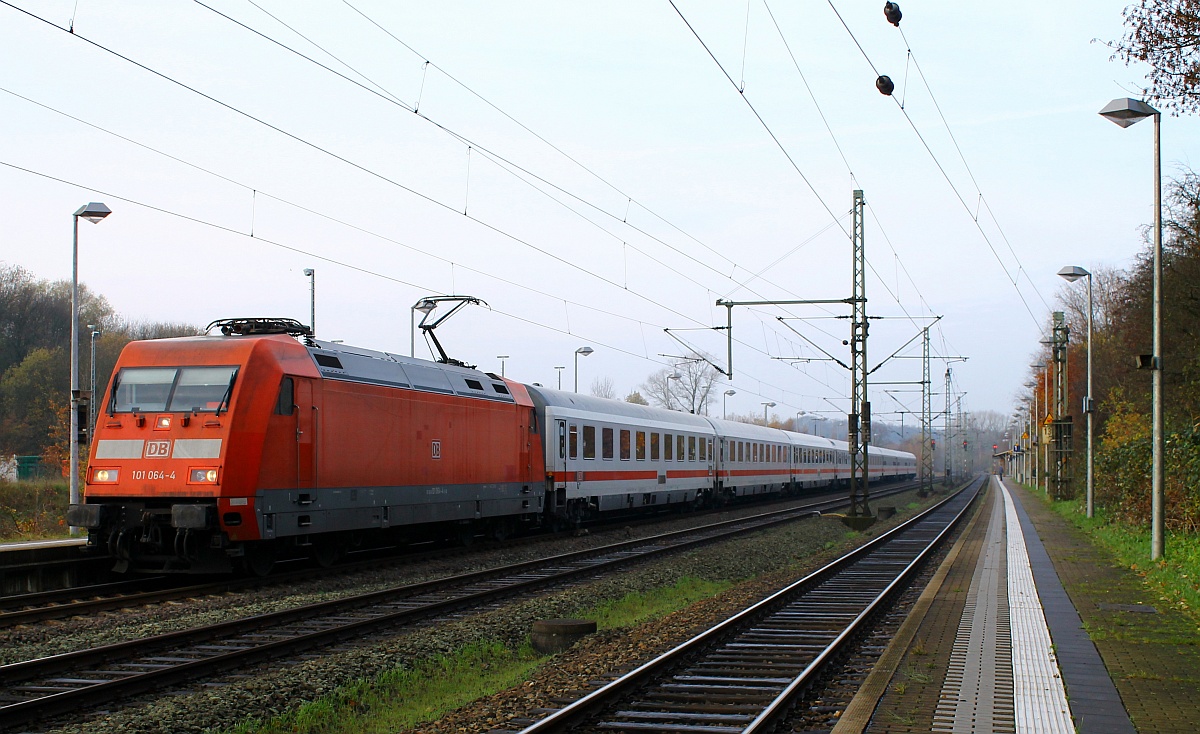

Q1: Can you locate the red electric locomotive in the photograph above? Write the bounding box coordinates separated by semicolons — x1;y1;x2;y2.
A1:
69;319;544;573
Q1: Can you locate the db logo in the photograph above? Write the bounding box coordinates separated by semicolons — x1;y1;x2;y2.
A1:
145;440;171;458
431;440;442;460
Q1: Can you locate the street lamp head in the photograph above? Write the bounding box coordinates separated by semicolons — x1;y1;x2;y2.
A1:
74;202;111;224
1057;265;1090;283
667;372;682;380
303;268;314;277
724;389;736;396
763;401;776;408
1099;97;1159;128
576;346;594;357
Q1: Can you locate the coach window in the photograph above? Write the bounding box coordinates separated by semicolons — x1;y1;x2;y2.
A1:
636;431;646;461
620;429;631;461
583;426;596;459
664;433;673;461
603;427;614;460
569;425;579;459
650;432;660;461
676;435;686;461
274;377;294;415
688;435;696;461
699;437;706;461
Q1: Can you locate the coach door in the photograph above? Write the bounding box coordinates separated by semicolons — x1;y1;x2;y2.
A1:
296;379;316;488
554;420;568;491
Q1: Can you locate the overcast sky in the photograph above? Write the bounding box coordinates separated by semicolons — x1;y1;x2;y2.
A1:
3;0;1196;425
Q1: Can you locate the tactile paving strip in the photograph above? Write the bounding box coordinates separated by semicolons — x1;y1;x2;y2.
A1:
1001;479;1074;733
933;488;1015;733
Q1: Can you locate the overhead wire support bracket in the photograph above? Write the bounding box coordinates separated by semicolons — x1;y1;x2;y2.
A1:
715;296;859;379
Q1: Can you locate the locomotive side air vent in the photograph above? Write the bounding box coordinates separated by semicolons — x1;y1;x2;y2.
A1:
314;354;344;369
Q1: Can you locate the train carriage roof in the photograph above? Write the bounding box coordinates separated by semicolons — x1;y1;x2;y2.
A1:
524;385;714;431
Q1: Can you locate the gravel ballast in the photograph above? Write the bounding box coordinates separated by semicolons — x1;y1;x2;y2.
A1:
23;490;932;733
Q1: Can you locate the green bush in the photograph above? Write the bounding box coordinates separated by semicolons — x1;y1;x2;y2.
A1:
0;480;69;540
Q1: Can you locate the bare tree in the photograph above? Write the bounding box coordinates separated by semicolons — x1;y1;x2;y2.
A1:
590;376;617;400
1108;0;1200;114
639;356;719;414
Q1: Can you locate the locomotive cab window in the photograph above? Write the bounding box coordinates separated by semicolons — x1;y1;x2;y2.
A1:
111;366;238;413
275;377;295;415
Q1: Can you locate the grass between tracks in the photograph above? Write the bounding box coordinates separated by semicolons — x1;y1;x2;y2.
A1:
216;577;731;734
220;640;542;734
217;492;932;734
1039;489;1200;630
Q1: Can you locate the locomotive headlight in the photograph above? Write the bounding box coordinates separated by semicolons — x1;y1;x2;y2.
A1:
155;414;172;430
189;468;219;484
92;468;118;483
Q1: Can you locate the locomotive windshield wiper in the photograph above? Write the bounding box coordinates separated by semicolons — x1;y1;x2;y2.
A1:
215;369;239;416
106;373;120;416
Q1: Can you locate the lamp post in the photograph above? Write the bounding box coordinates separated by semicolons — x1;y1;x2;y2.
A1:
1100;97;1163;559
88;326;101;440
70;202;111;529
1031;362;1050;494
761;401;776;425
497;355;509;377
1059;265;1095;517
574;346;594;393
666;372;682;410
723;389;736;419
303;268;315;338
1024;380;1038;487
555;366;565;390
410;298;437;357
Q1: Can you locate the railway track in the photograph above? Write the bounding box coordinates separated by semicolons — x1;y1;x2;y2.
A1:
513;475;983;733
0;483;919;628
0;482;919;731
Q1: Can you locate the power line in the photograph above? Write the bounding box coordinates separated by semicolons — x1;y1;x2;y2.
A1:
195;0;858;372
820;0;1049;335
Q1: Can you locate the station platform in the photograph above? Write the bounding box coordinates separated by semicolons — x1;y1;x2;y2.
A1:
833;476;1200;734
